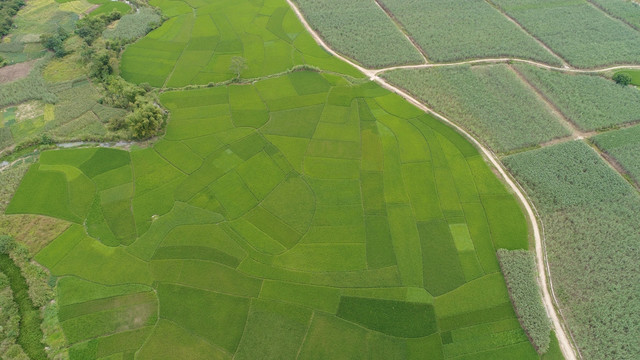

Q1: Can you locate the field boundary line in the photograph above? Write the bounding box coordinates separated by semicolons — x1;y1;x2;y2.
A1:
584;0;640;32
371;0;429;64
372;58;640;75
483;0;570;68
508;65;594;141
286;0;579;358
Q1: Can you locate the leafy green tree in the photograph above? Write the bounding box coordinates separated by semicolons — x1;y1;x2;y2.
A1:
613;72;632;86
127;103;166;139
90;53;114;79
0;235;15;254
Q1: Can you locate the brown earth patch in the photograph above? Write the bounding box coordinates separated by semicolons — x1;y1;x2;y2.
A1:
0;59;38;84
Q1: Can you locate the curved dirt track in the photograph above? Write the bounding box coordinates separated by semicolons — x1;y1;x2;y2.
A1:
286;1;580;359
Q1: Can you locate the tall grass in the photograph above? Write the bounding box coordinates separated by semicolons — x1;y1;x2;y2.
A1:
294;0;424;68
103;8;161;41
497;249;550;354
504;141;640;359
382;64;569;153
491;0;640;67
0;253;47;360
379;0;562;65
514;64;640;130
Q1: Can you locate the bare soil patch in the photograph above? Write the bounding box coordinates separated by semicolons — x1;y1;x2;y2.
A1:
0;60;37;84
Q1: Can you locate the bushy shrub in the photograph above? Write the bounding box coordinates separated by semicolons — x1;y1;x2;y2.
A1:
613;72;632;86
126;102;166;139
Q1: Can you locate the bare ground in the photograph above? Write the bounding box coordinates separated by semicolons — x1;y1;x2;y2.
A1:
0;60;37;84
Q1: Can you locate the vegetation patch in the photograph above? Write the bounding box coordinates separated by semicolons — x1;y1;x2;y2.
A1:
514;64;640;131
293;0;423;67
0;245;46;360
497;249;551;354
491;0;640;67
504;141;640;359
378;0;562;65
382;64;570;153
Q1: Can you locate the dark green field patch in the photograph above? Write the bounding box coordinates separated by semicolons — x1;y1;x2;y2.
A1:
288;71;331;95
157;283;250;353
152;246;240;267
79;148;131;178
337;297;437;338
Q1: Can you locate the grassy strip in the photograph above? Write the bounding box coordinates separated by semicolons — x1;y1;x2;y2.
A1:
497;249;550;354
0;253;47;360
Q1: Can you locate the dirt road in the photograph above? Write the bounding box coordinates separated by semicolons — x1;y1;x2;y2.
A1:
286;1;579;358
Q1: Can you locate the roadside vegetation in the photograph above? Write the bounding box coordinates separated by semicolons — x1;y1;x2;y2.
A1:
504;141;640;359
293;0;424;67
497;249;551;354
382;64;570;153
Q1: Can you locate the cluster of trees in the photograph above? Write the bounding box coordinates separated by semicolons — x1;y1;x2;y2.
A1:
0;0;25;38
76;11;122;45
101;76;166;139
41;27;70;58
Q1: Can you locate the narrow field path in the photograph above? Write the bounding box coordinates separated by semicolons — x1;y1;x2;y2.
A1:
371;0;429;64
483;0;571;69
373;58;640;75
286;0;579;359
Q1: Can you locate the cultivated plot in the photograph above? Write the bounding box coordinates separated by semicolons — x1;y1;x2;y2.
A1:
504;141;640;359
382;64;570;153
120;0;362;87
592;124;640;185
491;0;640;68
293;0;424;68
377;0;562;65
8;71;546;359
514;64;640;131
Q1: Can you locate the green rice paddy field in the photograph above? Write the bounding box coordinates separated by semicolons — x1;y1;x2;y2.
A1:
4;0;563;358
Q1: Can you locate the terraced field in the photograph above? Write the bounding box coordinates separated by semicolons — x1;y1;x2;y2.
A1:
120;0;362;87
1;0;576;358
7;68;551;358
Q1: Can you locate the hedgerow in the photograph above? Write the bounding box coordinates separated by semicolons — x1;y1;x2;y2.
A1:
0;244;47;360
504;141;640;359
497;249;550;354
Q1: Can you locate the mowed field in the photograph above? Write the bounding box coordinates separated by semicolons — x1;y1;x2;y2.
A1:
6;68;555;358
120;0;362;87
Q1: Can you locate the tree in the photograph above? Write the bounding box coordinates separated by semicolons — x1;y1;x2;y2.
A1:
229;56;247;80
613;72;632;86
127;103;166;139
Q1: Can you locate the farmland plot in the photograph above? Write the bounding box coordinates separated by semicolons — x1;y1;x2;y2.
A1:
382;64;570;153
491;0;640;68
504;141;640;359
6;71;550;359
514;64;640;130
120;0;362;87
592;124;640;184
292;0;424;68
589;0;640;29
377;0;562;65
